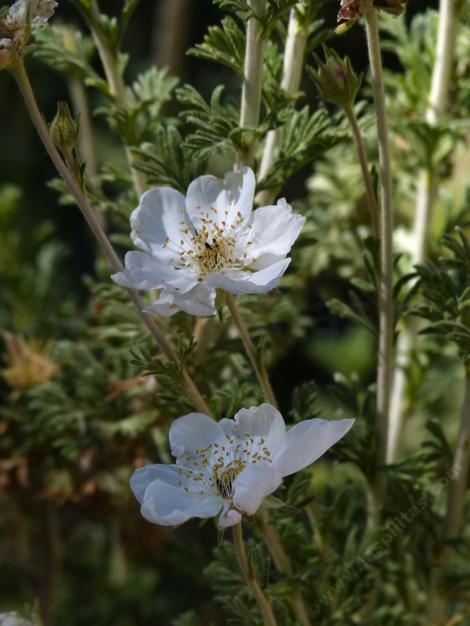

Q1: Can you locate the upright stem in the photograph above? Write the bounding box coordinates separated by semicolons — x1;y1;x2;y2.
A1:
68;74;98;179
239;0;267;166
364;1;394;494
226;293;277;407
429;373;470;622
39;502;61;626
257;6;308;205
89;0;146;197
12;60;212;417
345;106;379;237
232;523;278;626
387;0;459;463
258;511;312;626
445;374;470;543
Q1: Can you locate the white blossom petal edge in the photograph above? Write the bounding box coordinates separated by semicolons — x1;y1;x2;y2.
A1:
5;0;58;30
112;167;305;316
130;404;354;528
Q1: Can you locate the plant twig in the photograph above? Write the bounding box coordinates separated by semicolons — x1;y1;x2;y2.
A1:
345;105;379;237
225;293;277;407
239;0;267;166
387;0;459;463
88;0;146;197
232;523;278;626
257;5;308;205
11;59;213;418
259;511;312;626
363;0;394;499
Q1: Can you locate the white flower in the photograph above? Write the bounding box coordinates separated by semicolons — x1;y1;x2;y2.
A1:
131;404;354;528
112;167;305;316
4;0;57;31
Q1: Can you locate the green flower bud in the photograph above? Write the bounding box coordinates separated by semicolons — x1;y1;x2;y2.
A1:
309;47;361;110
49;101;79;151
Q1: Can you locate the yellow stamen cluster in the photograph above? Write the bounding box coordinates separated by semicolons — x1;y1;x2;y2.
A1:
163;206;254;278
176;431;273;500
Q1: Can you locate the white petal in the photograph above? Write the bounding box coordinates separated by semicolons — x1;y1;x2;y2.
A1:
217;500;242;528
130;464;183;504
272;418;355;477
169;412;225;458
186;167;255;232
233;465;282;516
145;283;217;317
205;258;290;295
130;187;192;263
247;199;305;269
141;478;221;526
111;251;197;292
232;404;286;455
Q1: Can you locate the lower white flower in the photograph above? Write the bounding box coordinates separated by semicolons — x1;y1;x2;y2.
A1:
131;404;354;528
112;167;305;316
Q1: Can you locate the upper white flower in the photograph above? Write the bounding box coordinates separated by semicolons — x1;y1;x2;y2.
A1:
112;167;305;316
5;0;57;29
131;404;354;528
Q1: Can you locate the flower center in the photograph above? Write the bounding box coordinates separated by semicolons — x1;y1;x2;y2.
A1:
213;459;246;497
162;207;254;277
176;433;273;501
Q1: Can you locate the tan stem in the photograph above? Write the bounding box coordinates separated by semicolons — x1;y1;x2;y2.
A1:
239;0;267;166
89;0;146;197
387;0;460;464
345;106;379;237
68;74;98;179
12;60;213;417
225;293;277;407
232;523;278;626
364;1;394;499
259;511;312;626
257;6;308;205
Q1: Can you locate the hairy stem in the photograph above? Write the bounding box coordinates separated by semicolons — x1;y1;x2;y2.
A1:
12;60;212;417
239;0;267;166
445;374;470;543
387;0;459;463
259;511;312;626
429;374;470;622
257;5;308;205
89;0;146;197
364;1;394;497
232;523;278;626
345;106;379;237
225;293;277;407
68;74;98;179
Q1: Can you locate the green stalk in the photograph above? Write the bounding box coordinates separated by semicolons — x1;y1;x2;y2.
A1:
11;60;212;418
363;0;394;499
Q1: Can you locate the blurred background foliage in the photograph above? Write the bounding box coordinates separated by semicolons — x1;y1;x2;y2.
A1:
1;0;470;624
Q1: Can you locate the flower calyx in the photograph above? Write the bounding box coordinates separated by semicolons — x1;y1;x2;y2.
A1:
309;46;361;110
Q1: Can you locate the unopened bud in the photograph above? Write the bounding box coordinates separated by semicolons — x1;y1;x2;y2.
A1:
309;47;361;110
50;101;79;151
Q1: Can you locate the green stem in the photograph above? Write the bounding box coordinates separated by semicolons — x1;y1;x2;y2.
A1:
232;523;278;626
89;0;146;197
364;1;394;500
11;60;212;418
225;292;277;407
239;0;267;166
257;5;308;205
345;105;379;237
387;0;460;464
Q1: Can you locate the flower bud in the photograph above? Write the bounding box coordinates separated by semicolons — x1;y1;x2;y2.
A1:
309;47;361;110
49;101;79;151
